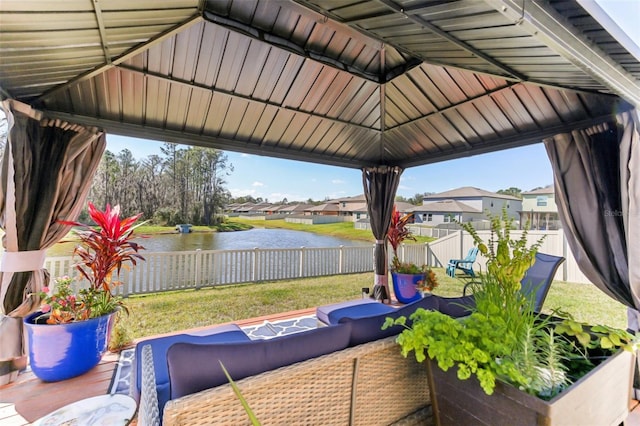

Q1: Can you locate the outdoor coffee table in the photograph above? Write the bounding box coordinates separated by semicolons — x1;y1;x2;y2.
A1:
32;394;136;426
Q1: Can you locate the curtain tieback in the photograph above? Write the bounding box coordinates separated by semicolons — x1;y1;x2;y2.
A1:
0;250;47;273
375;240;385;244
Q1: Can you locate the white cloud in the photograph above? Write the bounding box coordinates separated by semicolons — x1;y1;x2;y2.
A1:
331;179;345;184
270;192;305;201
252;181;265;187
230;188;258;197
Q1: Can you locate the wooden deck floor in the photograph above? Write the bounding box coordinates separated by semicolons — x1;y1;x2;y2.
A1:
2;305;639;425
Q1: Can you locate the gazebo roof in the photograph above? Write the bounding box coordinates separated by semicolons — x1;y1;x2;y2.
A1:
1;0;638;169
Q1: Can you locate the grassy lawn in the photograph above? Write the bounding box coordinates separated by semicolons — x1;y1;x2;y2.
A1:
120;268;628;341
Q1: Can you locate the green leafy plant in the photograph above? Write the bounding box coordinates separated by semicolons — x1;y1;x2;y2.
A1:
37;203;146;323
108;312;134;351
385;209;637;399
38;276;91;323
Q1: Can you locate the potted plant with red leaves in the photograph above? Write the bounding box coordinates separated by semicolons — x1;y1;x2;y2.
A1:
387;205;436;304
387;205;416;272
24;203;145;382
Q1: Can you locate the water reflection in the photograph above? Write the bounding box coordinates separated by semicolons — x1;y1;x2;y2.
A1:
48;228;370;257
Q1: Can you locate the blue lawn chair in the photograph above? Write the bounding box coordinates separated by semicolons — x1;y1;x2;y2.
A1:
519;252;565;312
446;247;479;278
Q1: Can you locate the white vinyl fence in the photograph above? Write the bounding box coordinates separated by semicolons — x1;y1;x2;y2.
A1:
45;245;375;296
44;229;592;297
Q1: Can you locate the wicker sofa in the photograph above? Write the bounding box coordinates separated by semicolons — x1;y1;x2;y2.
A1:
143;336;430;425
137;295;474;425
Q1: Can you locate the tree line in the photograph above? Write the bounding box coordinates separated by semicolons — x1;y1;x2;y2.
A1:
87;143;233;226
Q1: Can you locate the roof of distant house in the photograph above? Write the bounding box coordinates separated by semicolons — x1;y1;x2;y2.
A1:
307;203;340;212
523;185;555;195
346;202;369;212
394;201;418;213
412;199;482;213
424;186;520;201
247;203;271;212
331;194;367;203
279;204;314;212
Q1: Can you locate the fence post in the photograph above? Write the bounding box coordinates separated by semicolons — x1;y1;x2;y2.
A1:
561;229;568;281
195;249;201;290
424;242;430;267
299;247;305;277
252;248;258;282
339;245;344;274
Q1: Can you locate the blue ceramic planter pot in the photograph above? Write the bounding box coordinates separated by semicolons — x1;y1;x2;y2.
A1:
391;272;424;304
24;311;116;382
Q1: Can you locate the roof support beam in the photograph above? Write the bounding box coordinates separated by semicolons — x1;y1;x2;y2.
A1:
202;9;421;83
400;110;626;168
40;111;379;169
372;0;528;81
92;0;111;65
487;0;640;107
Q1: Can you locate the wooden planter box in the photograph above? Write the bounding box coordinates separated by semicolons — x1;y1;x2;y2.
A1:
426;350;635;426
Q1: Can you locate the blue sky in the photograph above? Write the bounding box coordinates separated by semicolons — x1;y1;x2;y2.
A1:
105;0;637;203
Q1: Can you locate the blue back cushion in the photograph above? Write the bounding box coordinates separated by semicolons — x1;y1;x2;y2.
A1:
133;325;250;416
339;295;440;346
167;323;352;400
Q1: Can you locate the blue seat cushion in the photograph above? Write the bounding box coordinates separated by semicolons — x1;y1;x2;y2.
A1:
167;322;352;400
338;295;440;346
316;299;382;325
324;302;396;325
133;324;250;416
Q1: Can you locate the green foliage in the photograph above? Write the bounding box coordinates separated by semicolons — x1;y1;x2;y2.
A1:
388;211;637;399
460;208;544;291
392;262;426;275
532;328;571;398
496;187;522;199
109;312;134;351
554;312;637;353
92;145;233;226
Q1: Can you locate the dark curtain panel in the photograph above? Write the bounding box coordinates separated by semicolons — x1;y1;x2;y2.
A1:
543;108;639;312
0;100;106;384
362;166;403;303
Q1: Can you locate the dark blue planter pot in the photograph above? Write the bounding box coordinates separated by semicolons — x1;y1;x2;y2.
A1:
24;311;116;382
391;272;424;304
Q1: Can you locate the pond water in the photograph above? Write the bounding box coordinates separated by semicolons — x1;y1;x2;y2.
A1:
47;228;371;257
